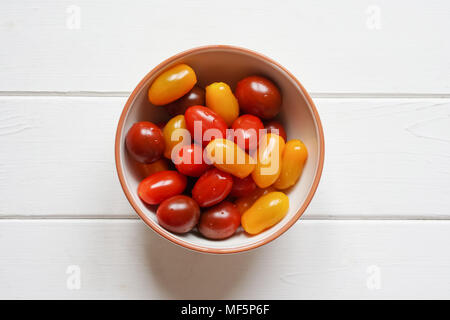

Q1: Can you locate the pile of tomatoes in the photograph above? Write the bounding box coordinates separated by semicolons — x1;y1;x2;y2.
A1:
125;63;308;240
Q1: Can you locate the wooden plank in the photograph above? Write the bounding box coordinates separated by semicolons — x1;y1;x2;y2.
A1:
0;96;449;218
0;96;129;217
311;98;450;219
0;0;449;93
0;220;449;299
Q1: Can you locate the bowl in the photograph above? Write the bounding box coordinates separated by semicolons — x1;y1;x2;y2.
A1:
115;45;324;254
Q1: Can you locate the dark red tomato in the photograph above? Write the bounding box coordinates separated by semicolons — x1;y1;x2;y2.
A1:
192;168;233;207
198;201;241;239
231;114;264;152
229;175;257;198
125;121;165;163
175;144;209;177
264;121;287;141
185;105;227;147
235;76;282;120
166;86;205;117
138;170;187;205
156;195;200;234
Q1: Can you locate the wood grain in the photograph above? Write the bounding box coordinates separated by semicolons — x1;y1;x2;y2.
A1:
1;219;449;299
0;0;449;93
1;97;448;219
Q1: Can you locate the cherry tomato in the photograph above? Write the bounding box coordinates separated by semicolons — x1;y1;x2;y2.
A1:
192;168;233;207
148;64;197;106
162;115;189;159
230;175;257;198
138;170;187;205
131;158;170;179
205;82;239;126
265;121;287;141
235;76;282;119
241;191;289;235
166;86;205;117
274;139;308;190
235;187;275;214
205;139;256;179
252;133;285;188
198;201;241;240
231;114;264;152
156;195;200;234
125;121;165;163
174;144;209;177
185;105;227;147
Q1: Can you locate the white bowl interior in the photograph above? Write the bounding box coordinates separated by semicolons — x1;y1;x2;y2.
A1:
118;47;322;252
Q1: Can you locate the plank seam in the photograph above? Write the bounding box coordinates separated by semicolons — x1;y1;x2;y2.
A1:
0;216;449;221
0;91;450;99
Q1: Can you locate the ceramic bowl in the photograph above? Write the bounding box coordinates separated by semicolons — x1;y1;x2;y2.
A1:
115;45;324;254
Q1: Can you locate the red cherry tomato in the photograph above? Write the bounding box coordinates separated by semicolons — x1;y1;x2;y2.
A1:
235;76;282;119
198;201;241;239
185;105;227;147
156;195;200;234
231;114;264;152
125;121;165;163
174;144;210;177
138;170;187;205
166;86;205;117
192;168;233;207
265;121;287;141
229;175;257;198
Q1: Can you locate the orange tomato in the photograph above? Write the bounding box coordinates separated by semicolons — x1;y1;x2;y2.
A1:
148;64;197;105
241;191;289;235
205;82;239;126
274;139;308;190
205;138;255;178
162;115;189;160
251;133;285;188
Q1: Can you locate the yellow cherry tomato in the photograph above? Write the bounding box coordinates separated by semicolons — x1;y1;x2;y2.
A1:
251;133;285;188
205;82;239;126
162;115;189;159
274;139;308;190
205;138;255;178
241;191;289;235
148;64;197;105
235;186;275;214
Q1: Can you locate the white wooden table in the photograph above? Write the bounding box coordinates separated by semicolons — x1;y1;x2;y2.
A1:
1;0;449;299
